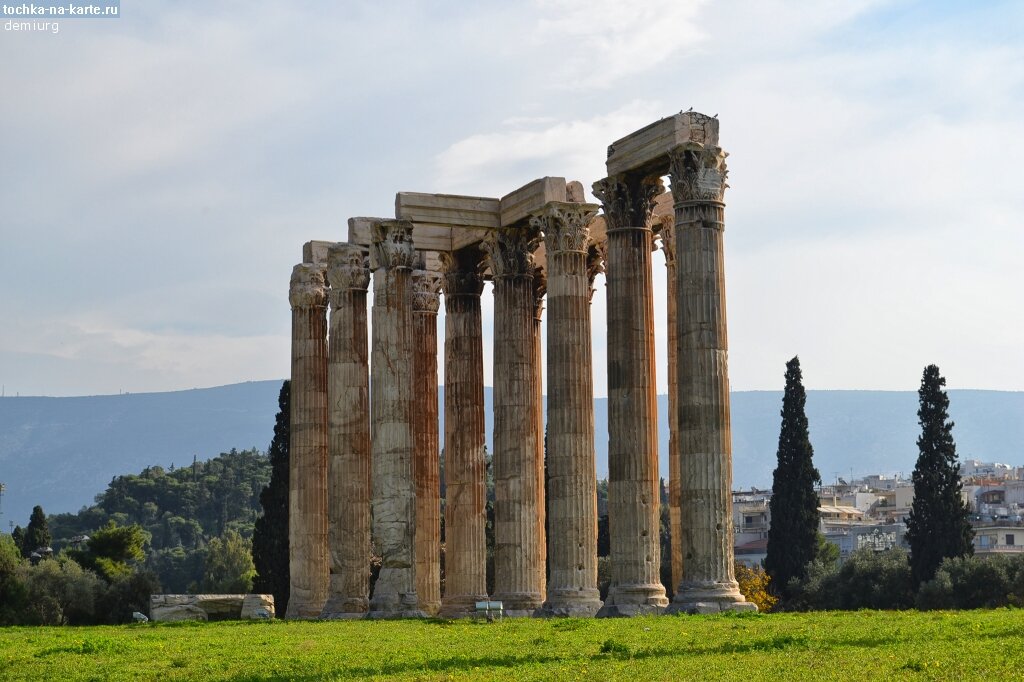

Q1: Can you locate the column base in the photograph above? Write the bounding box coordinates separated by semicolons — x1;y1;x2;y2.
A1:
491;591;543;617
285;601;326;620
320;595;368;619
536;588;602;618
367;587;426;619
439;593;490;619
597;583;669;617
418;600;441;617
666;580;757;615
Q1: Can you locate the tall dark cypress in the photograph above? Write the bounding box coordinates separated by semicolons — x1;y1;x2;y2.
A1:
906;365;973;585
252;380;290;613
764;356;821;599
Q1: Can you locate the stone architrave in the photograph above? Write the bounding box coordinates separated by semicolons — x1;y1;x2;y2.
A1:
411;268;443;616
666;137;755;614
658;214;684;596
531;266;547;600
592;174;669;616
482;227;543;616
533;202;603;617
286;263;330;619
367;219;426;619
321;243;371;619
439;246;489;617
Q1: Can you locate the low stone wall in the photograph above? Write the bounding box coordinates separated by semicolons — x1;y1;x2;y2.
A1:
150;594;275;622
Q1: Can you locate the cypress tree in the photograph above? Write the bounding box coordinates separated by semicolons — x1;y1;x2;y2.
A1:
253;380;290;613
765;356;821;598
23;505;51;557
906;364;973;585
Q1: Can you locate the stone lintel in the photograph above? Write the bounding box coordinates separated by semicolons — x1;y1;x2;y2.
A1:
395;192;500;252
499;177;567;227
606;111;719;177
302;240;334;267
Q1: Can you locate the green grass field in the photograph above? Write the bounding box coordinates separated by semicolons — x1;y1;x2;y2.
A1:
2;609;1023;681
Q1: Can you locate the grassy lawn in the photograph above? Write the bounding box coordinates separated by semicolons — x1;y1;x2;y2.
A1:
2;609;1023;681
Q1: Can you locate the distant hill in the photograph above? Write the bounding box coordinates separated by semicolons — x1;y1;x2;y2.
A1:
1;382;1021;527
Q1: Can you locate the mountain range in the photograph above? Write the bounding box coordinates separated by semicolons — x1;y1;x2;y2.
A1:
1;381;1021;527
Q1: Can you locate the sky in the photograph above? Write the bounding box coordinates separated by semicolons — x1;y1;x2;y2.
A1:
1;0;1022;398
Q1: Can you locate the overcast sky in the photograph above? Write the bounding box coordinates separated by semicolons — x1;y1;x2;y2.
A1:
1;0;1022;398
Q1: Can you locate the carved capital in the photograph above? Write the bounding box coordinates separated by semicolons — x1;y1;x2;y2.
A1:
411;270;442;314
531;265;546;320
439;247;485;297
586;240;607;292
592;174;663;231
481;226;540;279
370;219;417;271
326;243;369;303
532;202;598;256
654;214;676;266
289;263;327;309
668;145;729;204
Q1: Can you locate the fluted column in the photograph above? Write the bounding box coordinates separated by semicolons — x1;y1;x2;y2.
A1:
532;267;547;600
321;243;371;619
412;269;442;616
483;228;543;615
593;175;669;616
439;247;489;617
666;135;754;613
659;215;683;597
534;202;603;617
367;220;425;619
287;263;330;619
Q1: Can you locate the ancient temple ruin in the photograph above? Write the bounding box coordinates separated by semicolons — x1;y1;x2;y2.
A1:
285;111;755;619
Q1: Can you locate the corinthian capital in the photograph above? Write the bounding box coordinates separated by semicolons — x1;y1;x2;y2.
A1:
531;202;598;257
326;243;370;302
481;227;540;278
370;219;417;271
667;145;729;204
439;246;485;296
654;214;676;266
289;263;327;309
592;174;663;231
411;270;443;314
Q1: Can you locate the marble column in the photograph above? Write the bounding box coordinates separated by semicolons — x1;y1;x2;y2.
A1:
439;246;489;617
321;243;371;619
666;140;755;613
534;202;603;617
659;214;684;597
367;219;425;619
483;228;543;615
286;263;330;619
412;268;443;616
532;266;547;600
592;175;669;616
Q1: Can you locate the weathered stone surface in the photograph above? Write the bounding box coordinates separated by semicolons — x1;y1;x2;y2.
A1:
303;240;334;266
241;594;277;619
482;227;543;615
593;174;668;617
396;192;500;252
412;269;443;616
499;177;567;227
287;263;330;619
532;202;603;618
151;594;276;622
439;246;490;618
657;214;683;596
665;140;752;614
322;243;372;619
606;111;720;177
368;220;426;619
532;266;547;602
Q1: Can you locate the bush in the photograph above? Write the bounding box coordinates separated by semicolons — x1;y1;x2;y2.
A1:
735;563;778;612
786;549;914;611
918;554;1021;610
0;535;28;624
97;569;162;624
16;556;103;625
